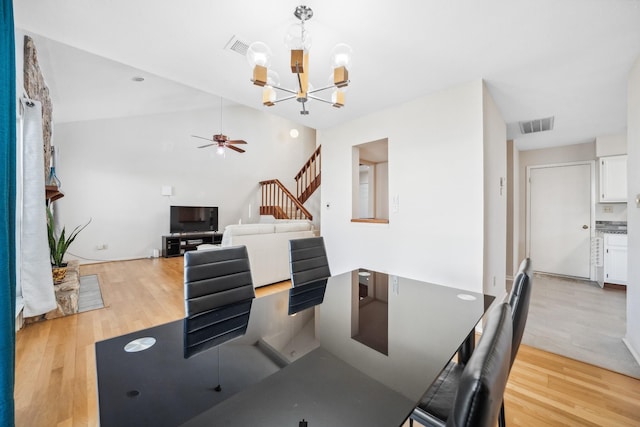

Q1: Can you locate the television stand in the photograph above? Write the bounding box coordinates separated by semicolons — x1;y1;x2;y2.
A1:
162;232;223;257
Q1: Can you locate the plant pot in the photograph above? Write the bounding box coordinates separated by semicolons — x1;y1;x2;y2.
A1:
52;265;68;284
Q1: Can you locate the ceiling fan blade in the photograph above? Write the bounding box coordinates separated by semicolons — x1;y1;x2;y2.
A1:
192;135;214;142
227;145;246;153
227;140;248;145
197;143;215;148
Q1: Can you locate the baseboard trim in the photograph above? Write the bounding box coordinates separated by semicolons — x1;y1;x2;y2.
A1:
604;282;627;291
623;337;640;367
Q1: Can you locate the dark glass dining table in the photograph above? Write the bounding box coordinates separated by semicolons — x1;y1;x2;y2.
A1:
95;269;494;427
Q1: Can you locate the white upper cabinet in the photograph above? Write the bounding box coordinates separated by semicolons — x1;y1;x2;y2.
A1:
599;155;627;203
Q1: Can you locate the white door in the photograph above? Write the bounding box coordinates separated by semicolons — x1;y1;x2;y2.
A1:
527;163;593;278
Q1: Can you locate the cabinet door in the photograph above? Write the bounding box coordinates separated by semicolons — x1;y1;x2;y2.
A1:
604;235;627;285
163;237;181;257
599;155;627;202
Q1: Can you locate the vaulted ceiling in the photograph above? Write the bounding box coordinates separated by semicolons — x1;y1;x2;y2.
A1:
13;0;640;150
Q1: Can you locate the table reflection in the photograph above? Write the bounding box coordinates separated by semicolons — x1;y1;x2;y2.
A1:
317;270;492;401
352;269;389;355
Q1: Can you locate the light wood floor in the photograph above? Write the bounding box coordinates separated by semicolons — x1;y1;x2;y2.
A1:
14;258;640;427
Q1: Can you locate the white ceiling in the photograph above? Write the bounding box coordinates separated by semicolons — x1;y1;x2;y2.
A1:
13;0;640;151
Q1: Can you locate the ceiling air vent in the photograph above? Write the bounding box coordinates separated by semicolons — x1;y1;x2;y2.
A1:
519;116;555;134
224;35;249;56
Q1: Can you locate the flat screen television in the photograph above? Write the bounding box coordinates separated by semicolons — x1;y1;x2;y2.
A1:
170;206;218;234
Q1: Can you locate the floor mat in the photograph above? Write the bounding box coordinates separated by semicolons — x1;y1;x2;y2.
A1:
78;274;105;313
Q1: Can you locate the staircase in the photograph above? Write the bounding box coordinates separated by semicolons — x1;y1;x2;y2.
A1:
260;146;321;221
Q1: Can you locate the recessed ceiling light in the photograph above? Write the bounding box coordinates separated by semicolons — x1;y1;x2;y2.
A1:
132;76;145;82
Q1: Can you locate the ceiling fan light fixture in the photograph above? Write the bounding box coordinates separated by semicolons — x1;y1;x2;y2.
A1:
252;64;268;87
333;66;349;88
246;41;272;68
192;98;248;155
284;22;312;51
246;5;352;115
266;69;280;87
290;49;306;73
330;43;353;69
263;86;276;106
331;90;344;108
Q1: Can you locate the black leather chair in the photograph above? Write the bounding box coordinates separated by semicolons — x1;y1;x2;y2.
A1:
498;257;533;426
287;237;331;315
410;259;533;427
183;246;256;390
411;302;513;427
508;258;532;365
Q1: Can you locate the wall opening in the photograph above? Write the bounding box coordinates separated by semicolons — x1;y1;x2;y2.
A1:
352;138;389;223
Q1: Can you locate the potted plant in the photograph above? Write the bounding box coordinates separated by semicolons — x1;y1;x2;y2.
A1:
46;206;91;284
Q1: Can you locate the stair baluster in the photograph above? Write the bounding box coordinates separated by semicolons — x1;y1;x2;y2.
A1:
259;146;321;221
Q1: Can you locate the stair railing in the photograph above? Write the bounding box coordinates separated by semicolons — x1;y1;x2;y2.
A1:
259;179;313;221
295;145;321;204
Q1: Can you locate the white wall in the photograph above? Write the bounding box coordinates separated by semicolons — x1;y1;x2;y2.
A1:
596;133;626;157
53;105;315;262
506;139;521;278
482;83;507;296
375;162;389;220
626;56;640;360
319;80;501;293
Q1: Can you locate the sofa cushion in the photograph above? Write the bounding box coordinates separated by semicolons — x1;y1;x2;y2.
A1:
225;223;275;236
274;221;312;233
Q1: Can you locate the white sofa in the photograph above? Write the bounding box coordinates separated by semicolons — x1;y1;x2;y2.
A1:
199;221;315;288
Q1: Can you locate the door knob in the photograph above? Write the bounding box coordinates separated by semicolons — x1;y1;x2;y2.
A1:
582;225;589;229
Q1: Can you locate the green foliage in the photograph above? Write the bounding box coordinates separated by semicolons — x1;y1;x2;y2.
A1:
46;206;91;267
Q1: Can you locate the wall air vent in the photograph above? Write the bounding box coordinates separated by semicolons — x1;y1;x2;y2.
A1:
519;116;555;134
224;35;249;56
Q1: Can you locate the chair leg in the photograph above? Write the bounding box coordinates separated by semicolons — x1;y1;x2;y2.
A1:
498;400;506;427
409;418;414;427
214;346;222;392
458;330;475;364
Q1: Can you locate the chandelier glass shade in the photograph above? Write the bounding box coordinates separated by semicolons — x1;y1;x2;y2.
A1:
246;5;352;115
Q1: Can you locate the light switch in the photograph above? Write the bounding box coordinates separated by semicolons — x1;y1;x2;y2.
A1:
392;195;400;213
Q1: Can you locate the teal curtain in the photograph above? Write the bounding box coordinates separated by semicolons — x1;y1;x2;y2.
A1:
0;0;16;425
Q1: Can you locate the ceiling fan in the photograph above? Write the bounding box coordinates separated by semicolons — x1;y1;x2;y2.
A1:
192;97;248;154
192;134;247;153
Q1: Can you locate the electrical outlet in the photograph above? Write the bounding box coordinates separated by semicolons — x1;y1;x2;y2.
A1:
603;205;613;213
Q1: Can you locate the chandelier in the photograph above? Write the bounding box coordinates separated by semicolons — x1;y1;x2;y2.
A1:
246;5;352;115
